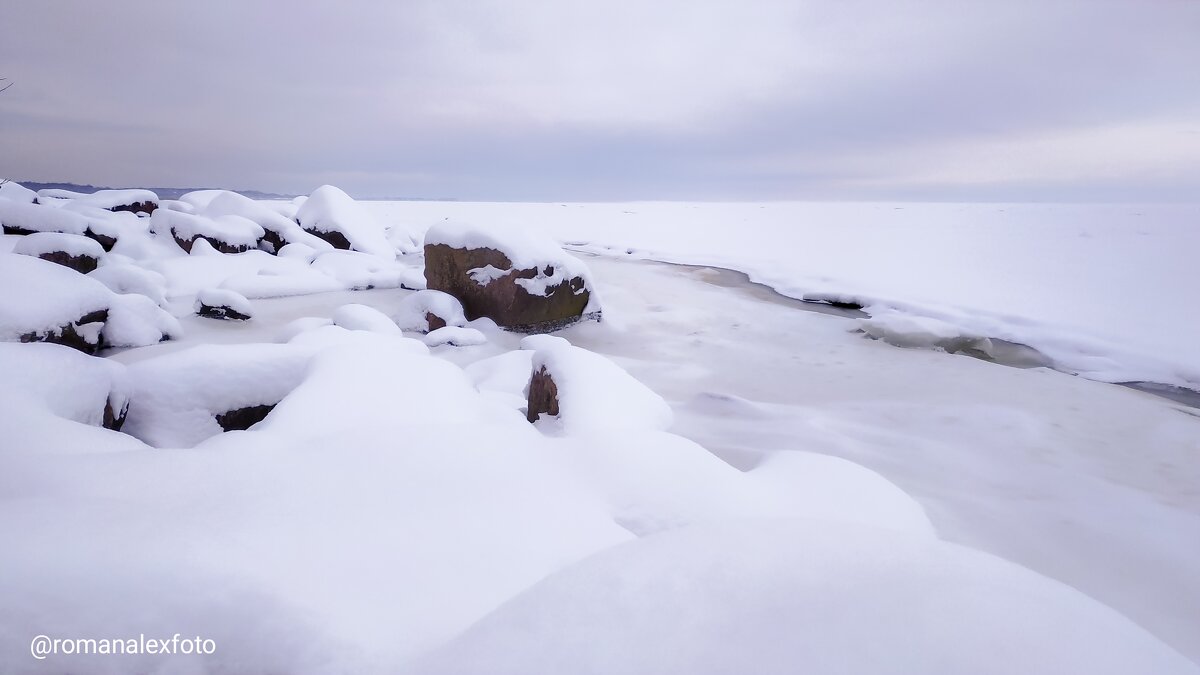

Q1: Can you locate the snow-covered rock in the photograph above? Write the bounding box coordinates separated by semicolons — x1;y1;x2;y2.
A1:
12;232;105;273
331;304;401;334
309;249;419;290
123;343;314;447
201;191;333;254
424;221;599;332
0;341;131;433
37;188;158;214
195;288;254;321
295;185;393;257
102;293;182;347
393;289;468;333
150;208;264;254
0;254;111;353
525;342;673;433
423;325;487;347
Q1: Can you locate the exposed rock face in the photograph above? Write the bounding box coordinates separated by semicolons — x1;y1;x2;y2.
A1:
109;201;157;216
35;250;100;274
525;365;559;423
424;244;592;332
196;302;251;321
425;311;447;332
103;396;129;431
300;222;353;251
171;231;254;255
215;403;276;432
85;228;118;252
19;309;109;355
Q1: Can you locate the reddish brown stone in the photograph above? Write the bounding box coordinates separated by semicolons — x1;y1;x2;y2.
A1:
109;201;157;216
215;403;276;432
526;365;559;423
424;244;592;332
37;250;100;274
298;221;352;250
172;230;253;255
19;309;108;355
425;311;447;332
103;396;128;431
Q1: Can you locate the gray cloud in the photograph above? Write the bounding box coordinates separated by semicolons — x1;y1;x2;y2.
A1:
1;0;1197;200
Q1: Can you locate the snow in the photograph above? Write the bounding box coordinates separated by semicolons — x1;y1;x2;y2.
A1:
369;201;1200;389
467;264;509;286
413;520;1198;675
331;303;401;334
527;343;674;434
0;254;110;341
308;249;421;290
88;263;168;306
202;190;333;252
295;185;393;257
102;293;182;348
0;181;37;203
424;325;487;347
150;208;264;249
196;288;254;318
36;188;157;210
0;341;129;433
393;289;467;332
0;199;90;235
12;231;105;259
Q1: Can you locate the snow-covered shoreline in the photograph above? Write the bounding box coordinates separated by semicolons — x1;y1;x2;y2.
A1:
363;200;1200;389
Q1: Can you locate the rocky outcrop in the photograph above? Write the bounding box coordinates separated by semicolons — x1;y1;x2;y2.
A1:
525;365;559;422
424;243;594;332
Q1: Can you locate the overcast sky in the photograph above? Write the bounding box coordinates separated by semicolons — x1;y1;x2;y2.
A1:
1;1;1197;201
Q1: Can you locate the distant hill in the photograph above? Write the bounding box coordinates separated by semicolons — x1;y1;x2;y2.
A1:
14;181;297;201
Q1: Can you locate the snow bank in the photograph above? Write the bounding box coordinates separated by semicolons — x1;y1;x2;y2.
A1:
413;520;1198;675
295;185;393;257
527;343;673;434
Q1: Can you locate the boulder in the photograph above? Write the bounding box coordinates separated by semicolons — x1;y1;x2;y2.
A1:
13;232;105;274
1;254;112;354
37;188;159;215
423;222;600;333
525;365;560;422
294;185;393;257
393;289;467;333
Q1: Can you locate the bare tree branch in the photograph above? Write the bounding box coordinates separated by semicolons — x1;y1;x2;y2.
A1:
0;78;12;94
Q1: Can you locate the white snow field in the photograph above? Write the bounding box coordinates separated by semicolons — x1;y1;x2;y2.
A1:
0;188;1197;673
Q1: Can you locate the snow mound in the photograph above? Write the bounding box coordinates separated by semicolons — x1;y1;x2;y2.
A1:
309;250;420;290
527;344;673;434
413;519;1199;675
0;254;110;344
196;288;254;321
394;290;467;332
123;343;314;447
424;325;487;347
103;293;182;347
88;263;168;306
0;181;38;203
295;185;393;257
332;304;401;334
0;341;129;433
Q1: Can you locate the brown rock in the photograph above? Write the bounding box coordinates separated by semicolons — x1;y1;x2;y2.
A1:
19;309;109;355
172;230;254;255
215;403;276;432
36;250;100;274
425;311;447;332
424;244;592;332
109;201;157;216
103;395;129;431
526;365;560;423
